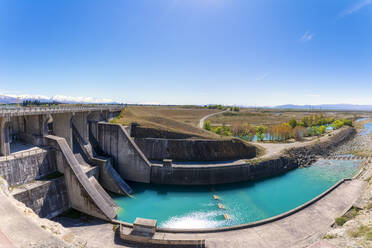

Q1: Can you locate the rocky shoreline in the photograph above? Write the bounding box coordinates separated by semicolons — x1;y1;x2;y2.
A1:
285;126;356;167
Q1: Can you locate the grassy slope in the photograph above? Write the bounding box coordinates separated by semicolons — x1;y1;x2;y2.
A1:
112;105;223;139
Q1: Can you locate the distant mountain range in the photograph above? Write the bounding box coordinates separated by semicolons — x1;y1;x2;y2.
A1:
1;94;371;111
0;94;119;104
274;104;372;111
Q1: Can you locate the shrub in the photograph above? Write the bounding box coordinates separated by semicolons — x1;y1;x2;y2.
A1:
288;118;297;129
332;119;345;129
222;124;232;136
214;126;223;135
301;116;310;128
323;234;337;239
335;207;360;226
232;106;240;112
243;125;257;141
335;216;348;226
342;119;353;127
256;125;266;141
203;120;212;131
318;125;327;135
307;126;318;136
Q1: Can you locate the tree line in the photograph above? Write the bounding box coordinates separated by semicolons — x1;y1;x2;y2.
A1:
204;114;353;142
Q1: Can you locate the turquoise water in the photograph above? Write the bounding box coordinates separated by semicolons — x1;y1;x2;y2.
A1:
113;160;361;229
362;121;372;135
356;117;369;122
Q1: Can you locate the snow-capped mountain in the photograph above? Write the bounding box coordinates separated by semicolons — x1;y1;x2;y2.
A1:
0;94;119;104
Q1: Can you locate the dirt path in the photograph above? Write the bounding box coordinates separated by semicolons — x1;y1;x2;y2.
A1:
257;128;345;159
199;108;230;128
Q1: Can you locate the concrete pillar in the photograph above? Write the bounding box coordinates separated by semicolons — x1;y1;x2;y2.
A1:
52;113;73;149
41;114;53;136
24;115;43;136
72;112;89;143
87;111;104;143
17;116;26;134
21;114;45;146
102;111;109;122
0;117;10;156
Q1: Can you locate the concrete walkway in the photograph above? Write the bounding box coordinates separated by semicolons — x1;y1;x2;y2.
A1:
0;190;66;248
0;229;15;248
199;109;230;128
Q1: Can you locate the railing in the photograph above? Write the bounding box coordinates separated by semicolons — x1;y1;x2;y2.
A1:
0;104;125;116
0;148;45;162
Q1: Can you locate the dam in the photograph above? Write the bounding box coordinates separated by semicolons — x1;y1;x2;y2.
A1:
0;106;369;247
0;105;133;221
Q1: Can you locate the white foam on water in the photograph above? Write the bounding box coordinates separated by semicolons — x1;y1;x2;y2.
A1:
161;210;225;229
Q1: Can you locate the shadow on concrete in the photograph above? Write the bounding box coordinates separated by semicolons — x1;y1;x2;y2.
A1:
10;141;36;153
52;210;107;228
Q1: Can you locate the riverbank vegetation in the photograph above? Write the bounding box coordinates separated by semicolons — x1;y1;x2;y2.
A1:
208;108;362;127
205;114;354;142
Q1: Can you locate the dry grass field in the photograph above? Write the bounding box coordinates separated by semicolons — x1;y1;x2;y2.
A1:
112;105;372;139
208;108;369;127
112;105;222;139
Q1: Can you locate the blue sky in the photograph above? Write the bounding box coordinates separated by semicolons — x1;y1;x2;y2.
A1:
0;0;371;106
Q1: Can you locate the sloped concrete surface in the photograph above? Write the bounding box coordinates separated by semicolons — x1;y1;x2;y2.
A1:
46;135;117;221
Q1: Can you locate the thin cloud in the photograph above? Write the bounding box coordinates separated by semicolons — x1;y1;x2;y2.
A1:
300;31;314;42
256;73;270;81
306;94;321;98
340;0;372;17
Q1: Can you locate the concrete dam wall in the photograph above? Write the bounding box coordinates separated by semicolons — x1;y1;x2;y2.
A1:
97;122;152;183
150;127;356;185
131;125;201;139
150;156;296;185
12;177;69;219
134;138;258;161
0;148;55;187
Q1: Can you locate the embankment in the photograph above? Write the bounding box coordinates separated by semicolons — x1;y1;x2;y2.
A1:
135;138;258;161
285;126;356;166
150;127;356;185
130;126;199;139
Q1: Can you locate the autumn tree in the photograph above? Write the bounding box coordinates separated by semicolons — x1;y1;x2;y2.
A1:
293;126;307;141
